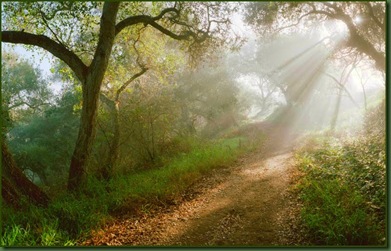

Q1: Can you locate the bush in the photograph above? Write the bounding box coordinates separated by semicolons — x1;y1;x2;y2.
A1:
296;132;386;245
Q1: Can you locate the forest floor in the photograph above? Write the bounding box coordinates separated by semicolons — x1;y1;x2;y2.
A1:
82;127;308;246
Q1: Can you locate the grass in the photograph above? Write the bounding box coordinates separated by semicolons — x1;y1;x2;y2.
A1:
295;134;386;246
2;136;259;246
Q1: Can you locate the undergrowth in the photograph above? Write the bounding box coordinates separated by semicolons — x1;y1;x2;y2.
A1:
2;135;260;246
295;134;386;246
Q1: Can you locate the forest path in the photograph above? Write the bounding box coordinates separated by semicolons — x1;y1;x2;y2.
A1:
83;129;305;246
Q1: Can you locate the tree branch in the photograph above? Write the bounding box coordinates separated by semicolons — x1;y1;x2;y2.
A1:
99;92;115;109
1;31;88;83
364;2;385;32
324;72;359;108
39;9;67;49
7;101;48;111
116;8;208;42
116;67;148;101
276;9;333;33
336;13;385;72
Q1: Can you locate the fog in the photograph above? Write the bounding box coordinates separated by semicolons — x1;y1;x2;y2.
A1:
3;2;385;143
227;18;385;139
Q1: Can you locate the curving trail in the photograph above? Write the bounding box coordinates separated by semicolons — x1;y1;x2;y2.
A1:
83;135;306;246
162;151;298;246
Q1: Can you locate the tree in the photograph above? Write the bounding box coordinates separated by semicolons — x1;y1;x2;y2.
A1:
2;142;50;208
97;24;190;178
229;39;287;119
175;59;241;138
243;2;385;72
8;88;80;186
2;2;239;191
324;56;359;132
115;77;181;170
1;52;51;207
1;51;51;128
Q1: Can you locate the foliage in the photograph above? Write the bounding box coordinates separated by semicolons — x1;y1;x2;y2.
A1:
2;1;243;192
295;101;386;245
2;135;257;246
243;2;385;72
175;60;242;138
1;51;51;130
364;98;385;138
7;88;80;186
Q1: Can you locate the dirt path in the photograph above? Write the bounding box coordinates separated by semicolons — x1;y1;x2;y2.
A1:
83;139;305;246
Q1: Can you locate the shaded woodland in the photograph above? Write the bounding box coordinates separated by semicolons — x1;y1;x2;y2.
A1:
1;2;386;246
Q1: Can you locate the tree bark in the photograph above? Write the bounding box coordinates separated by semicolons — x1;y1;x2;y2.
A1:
2;142;50;208
330;6;385;72
2;3;210;192
2;176;21;209
67;2;120;191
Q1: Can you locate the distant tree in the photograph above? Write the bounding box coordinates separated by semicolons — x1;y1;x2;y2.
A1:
2;2;240;191
1;51;51;129
8;89;80;186
227;40;285;119
175;61;241;137
1;52;51;208
324;56;360;132
116;78;180;170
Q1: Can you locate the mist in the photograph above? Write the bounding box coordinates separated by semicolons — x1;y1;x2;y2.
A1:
176;8;385;150
1;2;385;246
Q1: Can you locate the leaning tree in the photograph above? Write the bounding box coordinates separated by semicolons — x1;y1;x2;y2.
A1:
1;2;240;192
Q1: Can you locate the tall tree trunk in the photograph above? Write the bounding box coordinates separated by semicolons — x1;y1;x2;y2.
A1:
360;82;368;112
67;3;119;191
330;89;343;132
67;84;100;190
98;67;147;180
2;142;50;207
180;106;196;135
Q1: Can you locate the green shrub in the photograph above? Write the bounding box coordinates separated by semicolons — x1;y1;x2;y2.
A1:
296;134;386;245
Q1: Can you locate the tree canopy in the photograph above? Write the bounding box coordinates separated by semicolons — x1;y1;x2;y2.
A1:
243;2;385;72
2;2;241;191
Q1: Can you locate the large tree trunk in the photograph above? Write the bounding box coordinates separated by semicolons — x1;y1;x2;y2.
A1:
67;82;101;190
2;142;50;208
2;176;21;209
67;3;119;191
